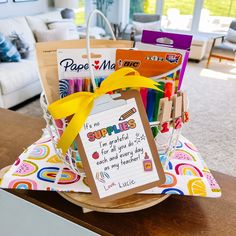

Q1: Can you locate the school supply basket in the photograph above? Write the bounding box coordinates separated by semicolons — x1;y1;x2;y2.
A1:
0;10;222;208
39;10;188;177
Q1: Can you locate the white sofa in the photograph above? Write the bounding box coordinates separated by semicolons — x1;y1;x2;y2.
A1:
0;11;69;108
0;11;108;108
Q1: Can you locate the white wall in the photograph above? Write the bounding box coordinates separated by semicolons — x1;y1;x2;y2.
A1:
0;0;52;19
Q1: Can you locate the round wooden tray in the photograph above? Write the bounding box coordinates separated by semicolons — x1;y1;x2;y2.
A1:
58;192;169;213
0;165;169;213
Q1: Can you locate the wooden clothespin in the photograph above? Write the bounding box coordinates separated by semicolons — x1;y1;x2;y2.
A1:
158;97;173;133
171;94;183;129
181;91;189;123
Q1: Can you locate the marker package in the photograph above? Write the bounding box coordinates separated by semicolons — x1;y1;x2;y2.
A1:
116;49;182;94
115;48;181;123
115;44;190;156
139;30;193;90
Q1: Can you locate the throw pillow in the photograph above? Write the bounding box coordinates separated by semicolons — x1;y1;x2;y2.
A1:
34;28;71;42
9;32;30;59
132;21;160;35
47;20;79;39
26;16;49;33
0;33;21;62
226;28;236;43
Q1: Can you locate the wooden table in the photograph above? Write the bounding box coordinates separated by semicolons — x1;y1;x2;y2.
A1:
1;108;236;235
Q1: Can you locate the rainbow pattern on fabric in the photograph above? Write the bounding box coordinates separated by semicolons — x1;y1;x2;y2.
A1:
47;155;62;163
160;172;177;188
203;170;221;192
8;179;37;190
175;163;203;177
171;150;196;161
167;161;173;170
37;167;59;183
13;160;38;177
187;178;206;196
161;188;184;195
184;142;198;152
28;144;49;160
58;168;80;184
176;140;183;148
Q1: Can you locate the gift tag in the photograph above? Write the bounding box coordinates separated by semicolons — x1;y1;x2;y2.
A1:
76;90;165;201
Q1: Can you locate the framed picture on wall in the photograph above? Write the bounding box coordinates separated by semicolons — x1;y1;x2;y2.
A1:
0;0;8;4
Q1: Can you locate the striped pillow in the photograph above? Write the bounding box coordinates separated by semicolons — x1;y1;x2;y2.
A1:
0;33;21;62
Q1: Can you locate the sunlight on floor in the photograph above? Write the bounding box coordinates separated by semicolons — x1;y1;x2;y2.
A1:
199;60;236;81
200;68;236;80
230;68;236;74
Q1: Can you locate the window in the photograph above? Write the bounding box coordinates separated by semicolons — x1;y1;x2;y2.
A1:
144;0;157;14
199;0;236;33
130;0;157;20
162;0;195;31
75;0;85;25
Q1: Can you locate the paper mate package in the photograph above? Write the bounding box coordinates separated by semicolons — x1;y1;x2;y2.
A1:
139;30;192;90
57;48;118;80
36;39;133;104
57;48;120;96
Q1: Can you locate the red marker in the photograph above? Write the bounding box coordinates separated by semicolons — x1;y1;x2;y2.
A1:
164;82;173;99
140;88;148;109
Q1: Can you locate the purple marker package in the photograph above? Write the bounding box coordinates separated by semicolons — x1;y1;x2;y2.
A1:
140;30;192;90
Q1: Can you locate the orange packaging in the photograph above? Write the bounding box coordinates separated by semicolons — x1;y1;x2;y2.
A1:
116;49;183;92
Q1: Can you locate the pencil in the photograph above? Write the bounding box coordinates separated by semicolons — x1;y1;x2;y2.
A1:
119;107;136;121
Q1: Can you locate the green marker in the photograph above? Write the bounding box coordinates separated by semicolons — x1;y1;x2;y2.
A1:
152;82;165;138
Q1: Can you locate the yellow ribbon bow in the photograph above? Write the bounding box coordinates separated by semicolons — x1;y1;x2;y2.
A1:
48;67;162;155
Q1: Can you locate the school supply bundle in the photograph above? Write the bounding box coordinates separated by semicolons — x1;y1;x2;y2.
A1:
36;10;168;201
34;11;201;200
0;10;221;205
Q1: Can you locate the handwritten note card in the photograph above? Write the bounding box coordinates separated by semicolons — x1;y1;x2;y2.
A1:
78;91;165;201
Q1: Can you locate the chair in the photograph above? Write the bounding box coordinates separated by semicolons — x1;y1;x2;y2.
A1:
206;20;236;68
131;13;161;42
